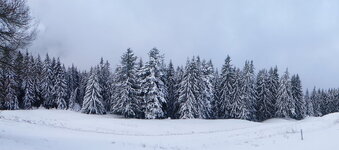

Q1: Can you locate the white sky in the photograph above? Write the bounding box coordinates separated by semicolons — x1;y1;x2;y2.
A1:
27;0;339;90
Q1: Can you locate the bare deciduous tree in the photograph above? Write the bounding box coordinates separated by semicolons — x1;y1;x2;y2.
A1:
0;0;36;53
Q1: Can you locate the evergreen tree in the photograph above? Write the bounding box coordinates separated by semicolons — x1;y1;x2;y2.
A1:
275;69;296;118
311;87;322;117
53;58;67;109
291;74;305;120
228;61;256;121
172;66;184;118
256;69;274;121
68;88;81;111
267;66;279;113
304;89;314;116
13;51;25;107
1;49;19;110
98;58;111;111
165;60;176;118
42;54;55;108
82;67;106;115
66;64;80;102
177;58;200;119
33;55;44;107
139;48;166;119
211;68;221;119
22;56;36;109
229;68;249;119
78;71;89;106
200;60;214;119
111;48;141;118
218;56;236;118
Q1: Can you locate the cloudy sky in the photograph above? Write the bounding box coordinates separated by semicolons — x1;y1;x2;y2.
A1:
27;0;339;90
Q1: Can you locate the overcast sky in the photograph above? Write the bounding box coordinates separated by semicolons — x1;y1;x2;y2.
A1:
27;0;339;90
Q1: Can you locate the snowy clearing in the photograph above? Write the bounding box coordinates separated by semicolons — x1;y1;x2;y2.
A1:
0;109;338;150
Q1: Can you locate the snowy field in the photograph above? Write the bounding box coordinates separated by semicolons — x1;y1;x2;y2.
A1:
0;109;338;150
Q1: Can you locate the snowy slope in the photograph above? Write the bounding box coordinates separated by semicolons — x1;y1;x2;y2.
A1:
0;109;339;150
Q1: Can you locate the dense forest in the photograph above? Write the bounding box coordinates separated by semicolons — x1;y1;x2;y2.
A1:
1;48;339;121
1;0;339;121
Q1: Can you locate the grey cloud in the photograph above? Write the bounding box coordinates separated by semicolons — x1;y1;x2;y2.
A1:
27;0;339;90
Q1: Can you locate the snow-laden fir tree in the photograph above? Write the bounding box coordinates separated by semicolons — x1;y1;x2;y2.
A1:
267;66;279;113
66;65;81;102
177;58;200;119
1;49;19;110
78;71;89;106
310;87;322;117
33;55;44;107
291;74;305;120
98;58;111;111
172;66;184;118
218;56;236;118
211;68;221;119
13;51;25;106
321;89;331;114
229;68;250;119
111;48;141;118
256;69;275;121
139;48;166;119
275;69;296;118
68;88;81;111
82;67;106;114
22;56;36;109
53;58;67;109
239;61;257;121
304;89;314;116
42;54;55;108
229;61;256;121
165;60;176;118
200;60;214;119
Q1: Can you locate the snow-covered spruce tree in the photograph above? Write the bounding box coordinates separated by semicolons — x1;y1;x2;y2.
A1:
66;65;81;102
267;66;279;113
304;89;314;116
275;69;296;119
42;54;55;108
200;60;214;119
256;69;275;121
165;60;176;118
82;67;106;115
68;88;81;111
78;71;89;106
32;55;44;107
229;61;256;121
22;56;36;109
319;89;332;115
218;56;236;119
13;51;25;107
139;48;166;119
229;68;251;120
1;49;19;110
172;66;184;118
177;58;200;119
98;58;111;111
321;89;333;115
211;68;221;119
291;74;305;120
53;58;68;109
111;48;141;118
310;87;322;117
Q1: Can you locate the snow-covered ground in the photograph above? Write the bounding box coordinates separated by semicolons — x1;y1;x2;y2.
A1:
0;109;338;150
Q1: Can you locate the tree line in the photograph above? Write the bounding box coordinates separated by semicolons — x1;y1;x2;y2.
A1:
1;48;339;121
1;0;339;121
